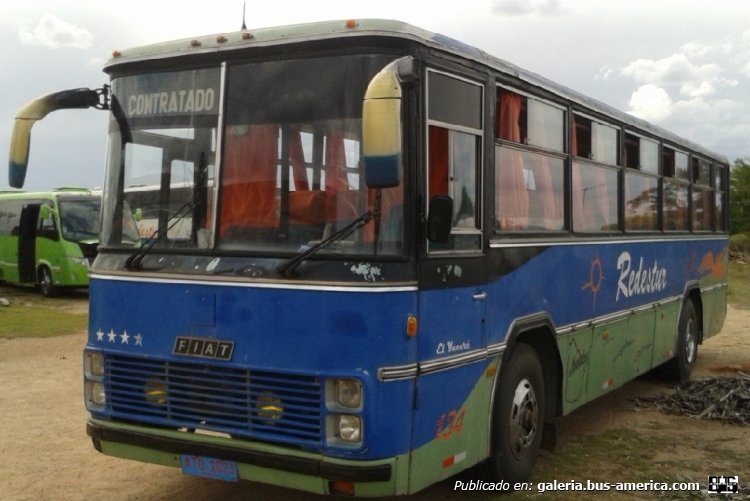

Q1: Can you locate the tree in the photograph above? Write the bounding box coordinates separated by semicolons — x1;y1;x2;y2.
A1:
729;158;750;234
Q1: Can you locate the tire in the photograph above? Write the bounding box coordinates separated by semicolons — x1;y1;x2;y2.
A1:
664;299;699;383
481;343;545;486
38;266;57;297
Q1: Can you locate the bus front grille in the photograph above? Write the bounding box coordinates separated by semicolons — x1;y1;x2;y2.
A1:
105;354;323;447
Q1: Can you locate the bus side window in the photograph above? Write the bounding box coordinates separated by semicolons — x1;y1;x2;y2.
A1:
495;89;565;232
38;203;59;240
427;70;483;251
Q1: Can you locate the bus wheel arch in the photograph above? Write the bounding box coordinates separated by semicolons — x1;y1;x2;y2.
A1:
503;317;564;432
37;264;57;296
481;318;562;485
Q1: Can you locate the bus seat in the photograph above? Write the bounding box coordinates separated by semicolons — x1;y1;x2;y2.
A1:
289;190;326;226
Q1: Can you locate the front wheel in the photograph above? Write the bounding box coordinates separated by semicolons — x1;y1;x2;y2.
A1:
481;343;545;486
38;266;57;297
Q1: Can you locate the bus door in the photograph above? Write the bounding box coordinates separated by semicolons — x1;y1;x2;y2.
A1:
409;69;489;488
18;203;40;283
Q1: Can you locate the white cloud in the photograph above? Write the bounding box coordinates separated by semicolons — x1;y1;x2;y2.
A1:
681;40;733;61
679;81;715;98
491;0;566;16
622;54;719;87
619;49;741;101
595;64;614;80
627;84;672;122
739;29;750;78
17;14;92;49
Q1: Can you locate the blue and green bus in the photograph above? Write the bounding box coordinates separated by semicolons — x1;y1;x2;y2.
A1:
0;188;101;295
9;19;728;496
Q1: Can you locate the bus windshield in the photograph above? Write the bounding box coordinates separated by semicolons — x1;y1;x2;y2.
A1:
58;197;101;242
101;54;404;258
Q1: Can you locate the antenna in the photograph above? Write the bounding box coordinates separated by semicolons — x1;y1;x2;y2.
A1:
241;1;247;30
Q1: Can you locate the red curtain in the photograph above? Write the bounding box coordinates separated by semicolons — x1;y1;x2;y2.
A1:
220;125;279;234
496;92;529;229
428;126;449;197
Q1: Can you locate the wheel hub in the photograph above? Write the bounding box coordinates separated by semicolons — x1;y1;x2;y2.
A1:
509;378;538;459
684;318;696;364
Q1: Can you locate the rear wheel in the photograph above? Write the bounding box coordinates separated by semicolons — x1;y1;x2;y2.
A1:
481;343;545;486
38;266;57;297
664;299;699;383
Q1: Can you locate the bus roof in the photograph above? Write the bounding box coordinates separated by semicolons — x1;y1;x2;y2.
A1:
105;18;728;164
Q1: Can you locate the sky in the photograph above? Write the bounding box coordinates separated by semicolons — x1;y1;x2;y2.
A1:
2;0;749;191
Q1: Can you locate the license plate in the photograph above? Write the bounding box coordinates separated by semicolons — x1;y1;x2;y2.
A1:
180;454;239;482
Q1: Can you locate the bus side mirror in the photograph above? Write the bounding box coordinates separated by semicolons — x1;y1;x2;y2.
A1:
362;57;413;189
9;88;105;188
427;195;453;243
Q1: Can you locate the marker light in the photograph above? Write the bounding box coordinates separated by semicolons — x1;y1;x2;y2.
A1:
345;19;359;29
406;315;418;337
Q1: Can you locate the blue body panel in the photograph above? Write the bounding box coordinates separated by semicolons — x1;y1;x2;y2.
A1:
87;237;728;462
88;277;418;459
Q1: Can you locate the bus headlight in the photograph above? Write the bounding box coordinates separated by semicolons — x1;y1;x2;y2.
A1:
335;379;362;409
84;351;104;377
85;381;106;407
336;415;362;443
66;256;90;268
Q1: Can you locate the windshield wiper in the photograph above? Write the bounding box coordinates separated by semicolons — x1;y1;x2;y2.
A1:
276;210;375;278
125;201;194;270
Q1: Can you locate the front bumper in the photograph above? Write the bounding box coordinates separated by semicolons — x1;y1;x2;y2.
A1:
87;419;401;496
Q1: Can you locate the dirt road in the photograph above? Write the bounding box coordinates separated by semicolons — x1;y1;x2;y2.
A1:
1;305;748;500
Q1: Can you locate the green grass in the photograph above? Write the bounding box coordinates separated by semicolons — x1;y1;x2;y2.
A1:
0;286;87;338
728;260;750;308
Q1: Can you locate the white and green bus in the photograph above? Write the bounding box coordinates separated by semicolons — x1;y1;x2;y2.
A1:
0;188;101;295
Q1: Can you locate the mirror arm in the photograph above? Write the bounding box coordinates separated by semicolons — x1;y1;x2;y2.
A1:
8;86;110;188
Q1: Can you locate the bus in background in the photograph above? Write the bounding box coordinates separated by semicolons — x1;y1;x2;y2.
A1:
8;20;728;496
0;188;101;295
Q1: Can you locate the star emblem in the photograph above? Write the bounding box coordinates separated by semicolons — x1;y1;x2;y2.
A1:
107;329;117;343
134;334;143;346
120;330;130;344
96;329;104;342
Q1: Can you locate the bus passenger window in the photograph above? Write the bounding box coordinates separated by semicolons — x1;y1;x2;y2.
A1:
498;90;564;152
624;133;639;169
663;179;689;231
624;132;657;172
496;88;565;232
624;171;658;231
572;162;618;232
662;147;690;232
